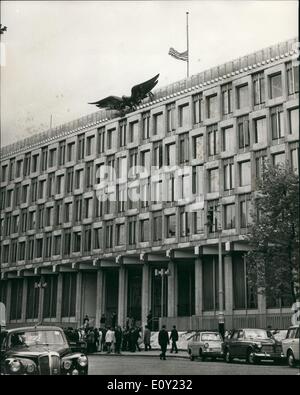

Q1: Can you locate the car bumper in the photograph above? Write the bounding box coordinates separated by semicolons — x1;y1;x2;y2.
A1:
253;352;285;360
203;350;224;357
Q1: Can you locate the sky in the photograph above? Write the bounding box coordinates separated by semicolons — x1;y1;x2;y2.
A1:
0;0;298;147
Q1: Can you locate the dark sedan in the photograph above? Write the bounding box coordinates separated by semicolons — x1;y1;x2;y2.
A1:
223;328;285;364
0;326;88;375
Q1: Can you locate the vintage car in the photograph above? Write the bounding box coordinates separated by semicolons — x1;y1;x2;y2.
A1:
187;331;224;361
281;325;299;367
223;328;285;364
0;326;88;375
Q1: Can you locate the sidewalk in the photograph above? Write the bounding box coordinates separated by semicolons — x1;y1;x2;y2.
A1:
91;349;188;359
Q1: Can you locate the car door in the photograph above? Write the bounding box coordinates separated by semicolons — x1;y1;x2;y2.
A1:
228;330;239;357
235;330;246;358
293;327;299;360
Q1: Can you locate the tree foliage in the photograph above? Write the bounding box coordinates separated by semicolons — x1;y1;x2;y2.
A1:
246;163;299;303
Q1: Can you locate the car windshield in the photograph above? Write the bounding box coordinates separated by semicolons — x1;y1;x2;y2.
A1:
9;330;66;348
201;333;221;341
244;329;271;340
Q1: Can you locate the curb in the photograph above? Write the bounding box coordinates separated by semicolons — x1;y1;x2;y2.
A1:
90;352;188;360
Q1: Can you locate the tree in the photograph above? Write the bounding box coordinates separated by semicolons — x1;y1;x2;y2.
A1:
246;162;299;305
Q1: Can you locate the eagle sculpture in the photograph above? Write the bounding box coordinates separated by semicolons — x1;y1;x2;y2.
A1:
89;74;159;114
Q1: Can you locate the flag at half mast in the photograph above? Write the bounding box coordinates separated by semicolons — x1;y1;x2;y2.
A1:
168;47;188;62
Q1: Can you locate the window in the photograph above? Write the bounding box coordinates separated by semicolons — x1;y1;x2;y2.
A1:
12;214;19;233
167;103;176;132
271;106;284;139
233;255;257;309
239;161;251;186
253;72;265;105
55;200;63;226
26;277;39;319
288;108;299;135
77;134;85;160
31;154;39;173
119;120;127;148
273;152;285;167
1;164;7;182
179;133;189;163
97;127;105;153
74;196;82;222
36;238;43;258
94;228;102;249
207;94;218;119
140;219;149;242
84;197;93;219
66;168;74;193
44;233;52;258
0;188;6;210
202;256;224;310
254;117;267;144
141;150;151;174
140;179;150;208
287;62;299;95
27;236;35;260
152;179;162;204
208;124;219;156
105;222;113;249
153;112;163;135
118;157;127;180
85;162;93;188
23;154;31;177
107;128;115;150
61;273;76;317
208;168;219;193
37;205;44;229
269;72;282;99
8;159;15;181
4;213;11;236
28;210;36;230
22;184;28;204
75;169;83;189
142;112;150;139
221;83;232;115
58;140;66;165
95;195;103;218
129;121;138;143
56;174;64;195
223;159;235;190
10;279;23;320
67;142;75;162
117;184;126;213
192;165;204;195
14;183;21;208
38;179;46;199
64;201;72;223
236;84;249;109
47;172;55;197
21;209;28;232
83;226;92;253
166;143;176;166
43;275;57;318
193;93;203;124
18;241;26;261
153;142;163;168
240;194;252;228
16;160;22;178
6;189;12;208
193;210;204;234
237;115;250;149
222;126;234;152
179;104;189;127
116;223;125;245
224;203;235;229
11;239;18;263
73;231;81;252
41;147;48;171
2;244;9;263
166;214;176;238
255;150;267;180
45;206;54;227
129;149;138;177
30;178;38;203
290;146;299;174
193;135;204;160
86;135;95;156
153;212;162;242
49;148;57;167
180;210;190;237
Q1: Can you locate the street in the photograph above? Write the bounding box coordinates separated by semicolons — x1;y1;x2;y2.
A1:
88;355;299;375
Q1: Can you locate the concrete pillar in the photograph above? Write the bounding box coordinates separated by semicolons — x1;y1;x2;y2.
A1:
195;258;203;316
117;266;127;328
21;278;27;322
56;273;63;324
224;255;233;329
75;272;82;326
167;261;177;317
5;280;12;323
95;269;105;327
141;263;151;328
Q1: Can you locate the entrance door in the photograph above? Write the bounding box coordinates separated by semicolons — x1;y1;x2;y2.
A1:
105;269;119;325
177;262;195;316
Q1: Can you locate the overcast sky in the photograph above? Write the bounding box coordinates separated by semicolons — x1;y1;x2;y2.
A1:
0;0;298;147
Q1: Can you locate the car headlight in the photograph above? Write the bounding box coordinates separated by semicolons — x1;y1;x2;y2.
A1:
10;360;22;373
204;343;209;349
63;360;72;370
26;362;36;374
78;355;88;367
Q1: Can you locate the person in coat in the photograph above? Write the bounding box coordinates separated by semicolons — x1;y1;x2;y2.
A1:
143;325;151;351
105;326;115;354
158;325;169;360
170;325;179;353
114;326;123;354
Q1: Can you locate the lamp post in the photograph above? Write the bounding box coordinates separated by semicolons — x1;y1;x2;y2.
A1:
34;280;47;324
155;268;170;322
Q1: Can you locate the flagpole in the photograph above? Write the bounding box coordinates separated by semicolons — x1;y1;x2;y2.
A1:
186;11;189;78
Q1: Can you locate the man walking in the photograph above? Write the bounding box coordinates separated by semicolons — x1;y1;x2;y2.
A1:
170;325;179;353
158;325;169;360
105;326;115;354
143;325;151;351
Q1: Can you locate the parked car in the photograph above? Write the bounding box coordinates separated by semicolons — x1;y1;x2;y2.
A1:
187;331;224;361
223;328;285;364
0;326;88;375
282;325;299;367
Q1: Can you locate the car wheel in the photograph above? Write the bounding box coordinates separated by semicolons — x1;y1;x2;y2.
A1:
225;349;232;363
188;350;194;361
287;350;295;368
247;349;257;365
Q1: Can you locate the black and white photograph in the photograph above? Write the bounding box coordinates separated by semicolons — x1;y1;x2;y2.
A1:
0;0;299;380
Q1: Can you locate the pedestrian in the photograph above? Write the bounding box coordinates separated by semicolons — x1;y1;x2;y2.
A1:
114;326;123;354
101;327;107;352
133;327;141;351
158;325;169;360
122;327;129;351
87;328;95;354
170;325;178;353
97;328;103;351
100;313;106;328
105;326;115;354
83;314;89;333
111;312;117;329
147;310;153;331
94;327;100;352
143;325;151;351
129;327;135;352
